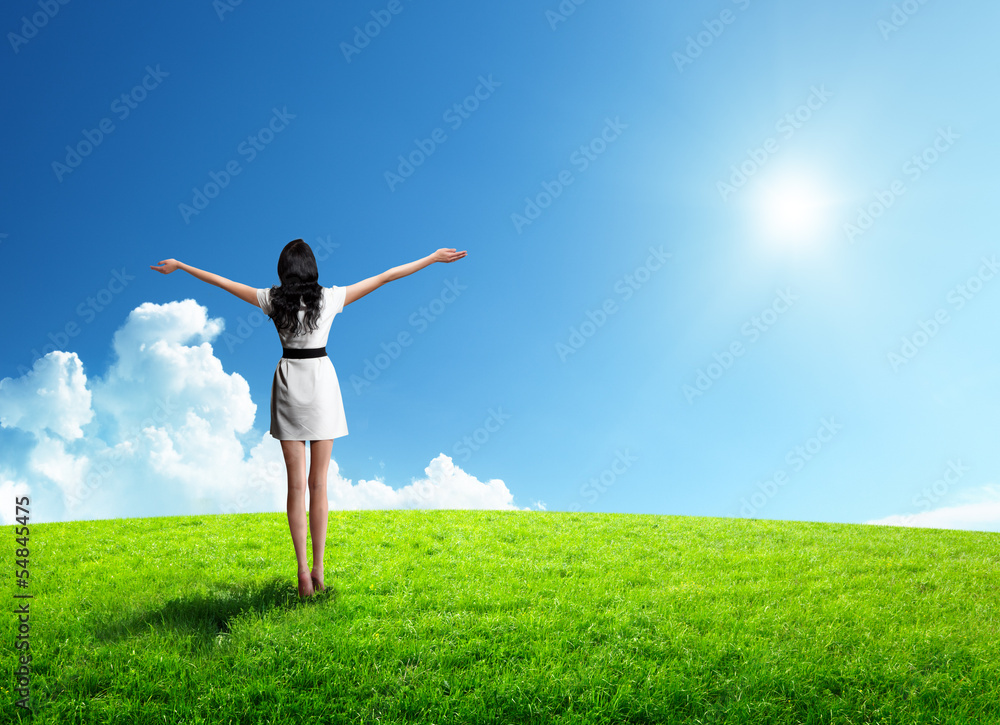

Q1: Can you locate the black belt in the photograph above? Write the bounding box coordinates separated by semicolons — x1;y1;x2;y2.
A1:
282;347;327;359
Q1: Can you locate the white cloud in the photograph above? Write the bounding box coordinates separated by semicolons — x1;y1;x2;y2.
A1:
0;299;521;523
866;485;1000;533
326;453;525;510
0;468;31;526
0;351;93;440
91;300;255;440
28;433;90;500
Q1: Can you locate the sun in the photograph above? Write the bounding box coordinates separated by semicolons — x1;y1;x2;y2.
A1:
752;172;834;247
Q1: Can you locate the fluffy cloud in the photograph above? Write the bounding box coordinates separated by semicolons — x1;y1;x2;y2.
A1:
866;485;1000;533
326;453;522;510
0;351;93;440
0;299;523;523
0;469;31;526
91;300;254;443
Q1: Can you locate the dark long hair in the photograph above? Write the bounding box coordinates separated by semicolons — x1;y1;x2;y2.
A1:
267;239;324;336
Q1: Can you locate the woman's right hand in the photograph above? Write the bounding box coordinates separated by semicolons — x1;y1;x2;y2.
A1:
432;248;467;263
150;259;182;274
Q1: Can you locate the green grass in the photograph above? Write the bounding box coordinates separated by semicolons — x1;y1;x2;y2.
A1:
5;510;999;724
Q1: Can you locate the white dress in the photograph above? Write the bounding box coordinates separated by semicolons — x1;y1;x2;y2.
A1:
256;285;349;441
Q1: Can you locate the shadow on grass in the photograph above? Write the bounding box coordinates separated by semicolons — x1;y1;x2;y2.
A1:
92;575;338;647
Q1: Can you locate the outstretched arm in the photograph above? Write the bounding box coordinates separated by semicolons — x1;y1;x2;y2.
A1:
343;248;467;307
150;259;260;307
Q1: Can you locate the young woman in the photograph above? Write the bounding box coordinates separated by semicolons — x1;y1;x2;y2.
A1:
151;240;467;597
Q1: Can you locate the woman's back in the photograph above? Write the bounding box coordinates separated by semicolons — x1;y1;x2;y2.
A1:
257;285;347;349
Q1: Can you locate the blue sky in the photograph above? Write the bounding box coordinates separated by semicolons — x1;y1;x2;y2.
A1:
2;0;1000;530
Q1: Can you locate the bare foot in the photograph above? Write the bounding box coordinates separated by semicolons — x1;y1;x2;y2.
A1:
311;568;325;592
297;571;315;598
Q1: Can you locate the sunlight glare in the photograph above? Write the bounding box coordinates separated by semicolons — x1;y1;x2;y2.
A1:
754;173;833;247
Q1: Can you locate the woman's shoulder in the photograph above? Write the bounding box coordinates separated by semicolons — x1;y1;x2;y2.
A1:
326;284;346;312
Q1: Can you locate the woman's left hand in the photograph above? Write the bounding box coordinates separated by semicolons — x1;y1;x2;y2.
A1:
150;259;182;274
432;248;467;263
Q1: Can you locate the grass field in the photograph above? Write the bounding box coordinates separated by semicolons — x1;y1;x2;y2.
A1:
4;510;999;724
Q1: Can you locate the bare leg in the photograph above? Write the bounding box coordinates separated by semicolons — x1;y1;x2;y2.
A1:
280;439;313;597
307;439;333;590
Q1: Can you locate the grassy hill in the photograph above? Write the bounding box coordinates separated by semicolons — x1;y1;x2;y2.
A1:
5;510;999;724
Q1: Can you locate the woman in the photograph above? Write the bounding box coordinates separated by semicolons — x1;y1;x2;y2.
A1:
151;240;467;597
